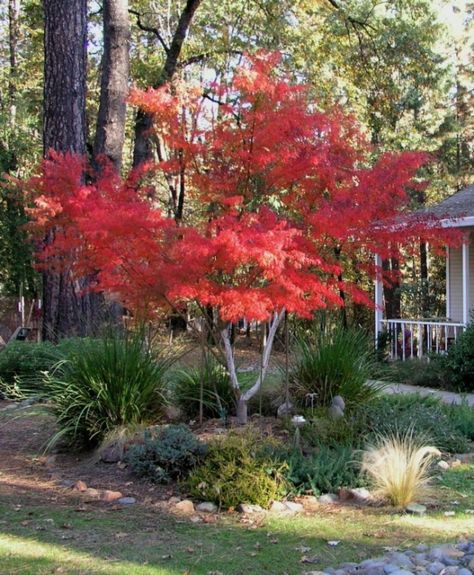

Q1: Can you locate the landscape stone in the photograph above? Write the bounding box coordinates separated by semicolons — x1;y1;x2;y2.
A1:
175;499;195;514
269;501;287;512
384;565;402;574
387;569;414;575
437;460;450;470
100;490;123;503
284;501;304;513
406;503;427;516
319;493;339;504
196;502;217;513
427;562;446;575
458;569;472;575
328;405;344;419
118;497;136;505
73;480;87;492
332;395;345;410
236;503;264;513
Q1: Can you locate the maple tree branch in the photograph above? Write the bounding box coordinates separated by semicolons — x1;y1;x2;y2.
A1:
177;49;244;69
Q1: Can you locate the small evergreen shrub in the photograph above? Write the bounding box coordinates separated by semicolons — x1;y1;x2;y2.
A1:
380;356;451;390
445;324;474;392
187;431;287;509
362;395;470;453
278;446;365;496
126;425;207;483
290;328;382;409
442;400;474;441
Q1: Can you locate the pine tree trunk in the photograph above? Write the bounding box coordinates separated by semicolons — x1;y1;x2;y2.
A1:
42;0;99;340
93;0;130;171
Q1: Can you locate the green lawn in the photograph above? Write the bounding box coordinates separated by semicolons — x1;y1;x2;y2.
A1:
1;467;473;575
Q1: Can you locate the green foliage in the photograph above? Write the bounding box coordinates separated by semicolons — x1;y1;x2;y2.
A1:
441;400;474;441
126;425;207;483
171;355;236;420
290;328;382;408
42;332;175;450
277;446;364;496
299;410;364;449
362;395;470;454
380;356;451;390
445;323;474;392
187;431;287;509
0;341;63;398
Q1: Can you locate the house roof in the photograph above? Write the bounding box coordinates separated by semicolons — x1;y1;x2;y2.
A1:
424;184;474;220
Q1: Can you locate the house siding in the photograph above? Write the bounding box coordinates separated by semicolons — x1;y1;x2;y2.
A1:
448;230;474;322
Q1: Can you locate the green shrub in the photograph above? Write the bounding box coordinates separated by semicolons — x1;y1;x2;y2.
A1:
290;328;382;409
43;332;175;450
380;357;451;390
126;425;207;483
0;341;59;396
171;356;236;420
445;324;474;392
362;395;470;453
277;445;365;496
442;400;474;441
299;410;365;448
187;431;287;509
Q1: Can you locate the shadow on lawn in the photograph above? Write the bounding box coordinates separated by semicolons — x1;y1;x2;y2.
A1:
0;487;472;575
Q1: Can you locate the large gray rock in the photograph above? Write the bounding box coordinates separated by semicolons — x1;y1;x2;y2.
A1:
196;501;217;513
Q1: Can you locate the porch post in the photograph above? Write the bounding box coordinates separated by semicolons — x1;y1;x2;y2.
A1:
462;236;470;326
375;253;383;345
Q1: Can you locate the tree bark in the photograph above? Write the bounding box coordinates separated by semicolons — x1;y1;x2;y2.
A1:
132;0;202;168
8;0;20;129
93;0;130;171
42;0;99;340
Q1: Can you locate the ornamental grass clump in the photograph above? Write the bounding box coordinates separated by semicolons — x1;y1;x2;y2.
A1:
291;327;382;408
43;331;175;450
361;431;440;508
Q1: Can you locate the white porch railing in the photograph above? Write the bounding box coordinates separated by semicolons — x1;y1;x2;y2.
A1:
380;319;466;360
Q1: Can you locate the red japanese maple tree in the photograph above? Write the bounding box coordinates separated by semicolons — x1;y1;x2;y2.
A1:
27;52;456;423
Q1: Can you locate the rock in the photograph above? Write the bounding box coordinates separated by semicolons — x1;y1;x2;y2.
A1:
175;500;195;514
118;497;136;505
339;487;373;503
319;493;339;504
332;395;345;410
100;442;123;464
284;501;304;513
387;553;414;569
450;459;462;468
235;503;264;513
168;496;181;505
458;569;472;575
328;405;344;419
84;488;100;499
426;562;445;575
416;546;429;553
59;479;75;488
269;501;287;513
384;565;402;574
100;490;123;503
73;480;88;492
277;401;294;417
196;502;217;513
389;570;415;575
437;460;450;471
298;495;320;511
406;503;427;516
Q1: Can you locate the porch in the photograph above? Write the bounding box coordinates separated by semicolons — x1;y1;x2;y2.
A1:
375;184;474;360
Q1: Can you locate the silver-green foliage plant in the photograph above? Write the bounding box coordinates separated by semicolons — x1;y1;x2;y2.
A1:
43;332;175;450
361;430;440;507
291;327;382;408
126;425;208;483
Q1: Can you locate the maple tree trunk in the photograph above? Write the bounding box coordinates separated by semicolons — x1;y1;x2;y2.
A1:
132;0;202;167
222;310;285;425
42;0;100;340
93;0;130;171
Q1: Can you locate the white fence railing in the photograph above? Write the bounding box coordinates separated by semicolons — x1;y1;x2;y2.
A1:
380;319;466;360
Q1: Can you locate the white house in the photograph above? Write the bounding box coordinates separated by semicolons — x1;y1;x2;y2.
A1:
375;183;474;360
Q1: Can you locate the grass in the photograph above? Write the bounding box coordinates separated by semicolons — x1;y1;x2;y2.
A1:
1;491;474;575
361;431;440;507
